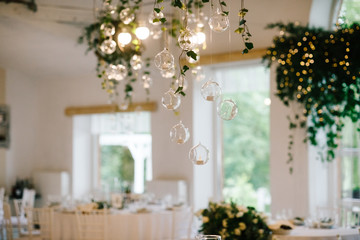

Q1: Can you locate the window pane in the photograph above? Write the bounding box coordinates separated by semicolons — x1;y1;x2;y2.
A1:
216;63;270;211
100;145;135;190
339;0;360;24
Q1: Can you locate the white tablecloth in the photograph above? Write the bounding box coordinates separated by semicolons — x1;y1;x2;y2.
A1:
274;227;359;240
53;209;175;240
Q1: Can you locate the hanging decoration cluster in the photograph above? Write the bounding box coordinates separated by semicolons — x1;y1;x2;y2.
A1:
151;0;251;165
79;0;253;166
79;0;154;107
263;22;360;170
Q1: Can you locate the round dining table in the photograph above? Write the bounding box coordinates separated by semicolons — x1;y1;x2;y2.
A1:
274;227;359;240
52;208;175;240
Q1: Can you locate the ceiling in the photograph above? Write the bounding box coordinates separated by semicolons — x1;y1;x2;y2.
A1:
0;0;313;80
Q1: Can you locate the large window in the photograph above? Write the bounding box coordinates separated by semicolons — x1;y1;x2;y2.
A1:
94;112;152;194
212;61;271;211
338;0;360;25
72;111;152;199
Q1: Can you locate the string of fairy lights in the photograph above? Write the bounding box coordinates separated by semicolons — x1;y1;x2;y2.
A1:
263;22;360;172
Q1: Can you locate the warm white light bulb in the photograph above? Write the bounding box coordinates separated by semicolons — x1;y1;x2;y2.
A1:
117;32;132;45
196;32;206;44
135;26;150;40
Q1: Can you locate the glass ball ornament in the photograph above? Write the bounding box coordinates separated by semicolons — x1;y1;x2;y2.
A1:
150;26;162;39
113;64;128;81
208;8;230;33
130;55;143;70
160;67;175;79
170;121;190;144
142;74;153;89
154;48;175;71
217;99;238;120
119;8;135;25
178;28;197;51
189;142;210;165
148;10;164;26
201;81;222;101
161;89;181;110
191;66;205;82
119;98;130;111
100;22;115;36
99;39;117;54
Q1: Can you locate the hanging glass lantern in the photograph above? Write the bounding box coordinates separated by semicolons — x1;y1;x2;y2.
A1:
99;38;117;54
161;89;181;110
201;81;222;101
119;8;135;25
142;74;153;89
217;99;238;120
178;28;197;51
130;55;143;70
189;142;210;165
113;64;128;81
161;67;176;79
100;22;115;37
148;10;164;26
192;66;205;82
208;8;230;33
150;25;162;39
119;98;130;111
170;121;190;144
154;48;175;71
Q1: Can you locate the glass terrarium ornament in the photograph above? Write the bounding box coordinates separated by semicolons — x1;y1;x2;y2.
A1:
208;8;230;33
148;10;164;26
189;142;210;165
130;55;143;70
142;74;153;89
217;99;238;120
100;38;117;54
170;121;190;144
201;81;222;101
154;48;175;71
161;67;175;79
119;97;130;111
100;22;115;36
161;89;181;110
119;8;135;25
178;28;197;51
113;64;128;81
192;66;205;82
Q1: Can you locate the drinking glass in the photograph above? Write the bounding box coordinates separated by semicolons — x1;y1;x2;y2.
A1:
198;235;221;240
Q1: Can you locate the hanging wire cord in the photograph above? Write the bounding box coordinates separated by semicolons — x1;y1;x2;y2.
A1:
0;0;37;12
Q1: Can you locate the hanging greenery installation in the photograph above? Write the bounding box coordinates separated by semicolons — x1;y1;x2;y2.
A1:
263;22;360;171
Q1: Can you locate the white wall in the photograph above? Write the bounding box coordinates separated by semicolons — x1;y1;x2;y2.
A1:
5;68;39;191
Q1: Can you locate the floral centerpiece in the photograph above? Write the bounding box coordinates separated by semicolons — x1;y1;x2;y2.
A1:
196;201;271;240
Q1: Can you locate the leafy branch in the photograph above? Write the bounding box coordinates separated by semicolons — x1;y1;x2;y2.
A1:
235;0;253;54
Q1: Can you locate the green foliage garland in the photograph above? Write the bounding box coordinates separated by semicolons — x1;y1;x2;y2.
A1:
196;201;271;240
263;22;360;169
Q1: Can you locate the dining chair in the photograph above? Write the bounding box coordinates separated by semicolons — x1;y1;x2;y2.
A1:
171;206;194;240
75;209;108;240
13;189;36;230
25;207;54;240
3;202;15;240
0;188;5;240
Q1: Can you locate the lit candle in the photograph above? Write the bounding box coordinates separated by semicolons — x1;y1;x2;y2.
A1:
206;95;214;101
196;156;205;165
